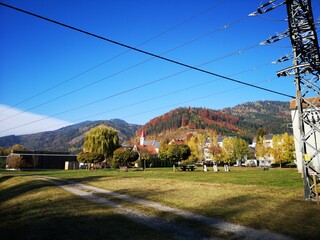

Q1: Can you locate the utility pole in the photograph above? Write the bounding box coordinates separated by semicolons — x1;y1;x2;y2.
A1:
250;0;320;200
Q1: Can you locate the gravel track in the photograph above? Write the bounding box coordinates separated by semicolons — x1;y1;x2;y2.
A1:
39;176;292;240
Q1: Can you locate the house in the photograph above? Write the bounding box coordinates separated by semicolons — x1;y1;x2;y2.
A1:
203;137;212;162
253;134;274;167
217;137;224;147
138;131;160;153
7;150;77;169
290;97;320;173
251;134;273;148
202;137;224;163
169;138;185;145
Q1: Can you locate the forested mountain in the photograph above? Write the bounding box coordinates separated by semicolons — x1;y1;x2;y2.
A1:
0;101;292;151
0;119;140;153
137;101;292;142
222;101;291;135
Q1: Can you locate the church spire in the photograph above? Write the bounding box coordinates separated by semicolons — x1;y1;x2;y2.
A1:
140;131;146;145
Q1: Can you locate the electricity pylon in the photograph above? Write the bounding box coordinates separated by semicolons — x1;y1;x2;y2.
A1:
251;0;320;200
285;0;320;201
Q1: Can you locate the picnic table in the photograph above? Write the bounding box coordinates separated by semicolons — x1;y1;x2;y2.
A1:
180;165;195;171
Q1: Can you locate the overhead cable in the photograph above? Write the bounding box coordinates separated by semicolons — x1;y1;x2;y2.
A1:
0;2;295;100
122;78;279;120
0;43;259;122
0;0;228;114
0;62;284;135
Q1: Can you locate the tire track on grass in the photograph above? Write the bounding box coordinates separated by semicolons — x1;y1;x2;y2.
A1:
39;176;291;240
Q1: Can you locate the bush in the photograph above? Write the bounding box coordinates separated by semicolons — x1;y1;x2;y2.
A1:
271;163;280;168
77;152;105;170
112;148;139;168
6;155;25;169
284;162;297;168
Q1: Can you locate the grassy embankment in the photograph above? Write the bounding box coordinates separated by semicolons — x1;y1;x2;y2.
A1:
1;167;319;239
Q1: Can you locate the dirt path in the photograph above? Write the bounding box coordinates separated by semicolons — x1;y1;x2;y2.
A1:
39;176;291;240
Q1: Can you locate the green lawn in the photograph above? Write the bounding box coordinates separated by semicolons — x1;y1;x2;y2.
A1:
1;167;319;239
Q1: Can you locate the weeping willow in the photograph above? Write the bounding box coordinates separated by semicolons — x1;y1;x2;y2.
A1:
83;125;120;158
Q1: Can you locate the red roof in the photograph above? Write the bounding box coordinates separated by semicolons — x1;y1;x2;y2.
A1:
169;138;185;145
135;145;157;155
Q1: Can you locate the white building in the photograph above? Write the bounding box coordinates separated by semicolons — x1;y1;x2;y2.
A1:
290;97;320;173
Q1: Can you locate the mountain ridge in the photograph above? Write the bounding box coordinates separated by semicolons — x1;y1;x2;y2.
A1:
0;119;141;153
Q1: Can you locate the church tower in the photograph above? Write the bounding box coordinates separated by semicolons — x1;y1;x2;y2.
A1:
140;131;146;145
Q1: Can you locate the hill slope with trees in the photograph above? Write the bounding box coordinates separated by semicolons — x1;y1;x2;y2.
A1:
137;101;291;142
0;119;140;153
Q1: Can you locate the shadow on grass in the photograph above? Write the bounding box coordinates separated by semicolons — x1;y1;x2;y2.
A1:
1;199;169;240
0;175;14;183
0;178;53;203
0;179;170;240
202;193;320;239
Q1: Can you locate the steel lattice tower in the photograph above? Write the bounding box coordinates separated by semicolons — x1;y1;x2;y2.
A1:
278;0;320;200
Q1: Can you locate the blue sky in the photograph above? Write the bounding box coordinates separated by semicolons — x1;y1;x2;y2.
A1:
0;0;319;137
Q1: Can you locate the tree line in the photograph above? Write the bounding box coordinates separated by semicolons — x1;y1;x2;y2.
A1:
2;125;296;169
77;125;296;169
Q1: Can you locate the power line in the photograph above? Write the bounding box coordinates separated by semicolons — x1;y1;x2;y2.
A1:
0;61;283;135
0;2;294;100
62;62;275;124
0;43;259;122
122;78;280;121
0;3;249;121
0;0;228;114
0;43;266;129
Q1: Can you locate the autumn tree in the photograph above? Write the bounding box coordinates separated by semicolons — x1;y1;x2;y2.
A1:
6;155;25;169
158;142;170;161
187;136;201;162
5;145;28;169
208;136;222;163
112;148;139;168
221;137;235;165
83;125;120;158
271;133;295;167
10;144;28;151
221;137;249;166
197;134;206;160
233;137;250;165
255;136;271;164
281;133;295;163
271;135;283;167
159;143;191;163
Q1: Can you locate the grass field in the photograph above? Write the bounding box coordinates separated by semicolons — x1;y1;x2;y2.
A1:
1;167;319;239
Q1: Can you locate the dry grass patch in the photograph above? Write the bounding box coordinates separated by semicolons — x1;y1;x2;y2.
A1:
0;175;169;240
1;168;319;239
83;173;319;239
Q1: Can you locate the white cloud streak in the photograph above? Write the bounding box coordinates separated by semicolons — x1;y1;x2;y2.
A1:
0;105;73;137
